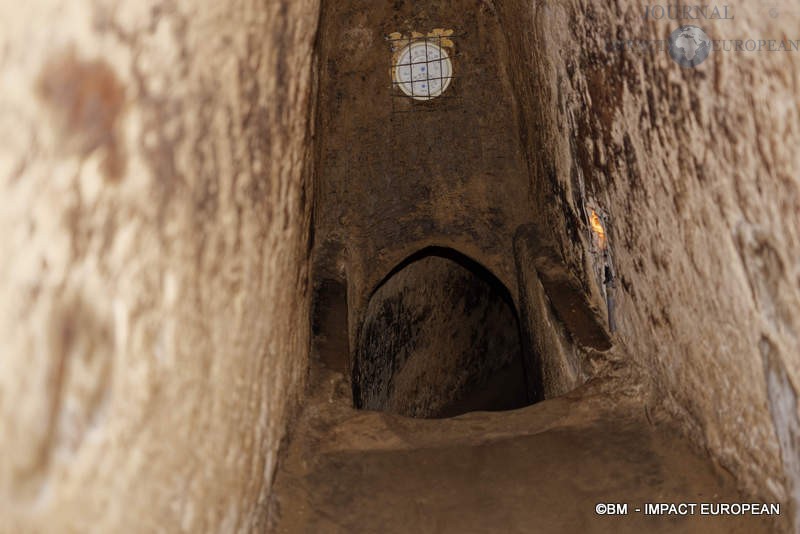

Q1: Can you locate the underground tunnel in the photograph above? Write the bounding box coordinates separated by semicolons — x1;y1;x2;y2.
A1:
305;0;589;418
3;0;799;532
351;247;538;418
270;0;797;530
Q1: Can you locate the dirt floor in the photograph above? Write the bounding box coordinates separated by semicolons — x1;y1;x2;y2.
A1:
269;366;785;533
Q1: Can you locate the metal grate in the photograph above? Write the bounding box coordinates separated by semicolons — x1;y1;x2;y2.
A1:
387;32;462;113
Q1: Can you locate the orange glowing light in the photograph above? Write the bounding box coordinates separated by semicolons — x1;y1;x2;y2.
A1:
589;209;606;250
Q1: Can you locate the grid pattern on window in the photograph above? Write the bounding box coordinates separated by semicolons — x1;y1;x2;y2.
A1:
387;32;461;112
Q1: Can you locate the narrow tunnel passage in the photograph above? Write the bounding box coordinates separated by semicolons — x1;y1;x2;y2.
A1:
353;248;537;418
311;278;350;375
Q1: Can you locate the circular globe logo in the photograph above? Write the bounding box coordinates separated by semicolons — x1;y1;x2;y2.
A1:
669;25;712;68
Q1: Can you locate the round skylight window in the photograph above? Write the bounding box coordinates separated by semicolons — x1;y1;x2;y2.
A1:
392;41;453;101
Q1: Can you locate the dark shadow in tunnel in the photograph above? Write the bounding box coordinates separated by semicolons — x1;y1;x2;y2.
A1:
353;247;541;418
312;278;350;374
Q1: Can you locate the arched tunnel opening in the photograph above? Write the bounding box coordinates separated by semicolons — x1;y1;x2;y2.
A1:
352;247;541;418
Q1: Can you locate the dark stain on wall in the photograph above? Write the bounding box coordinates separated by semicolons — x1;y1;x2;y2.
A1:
37;49;126;182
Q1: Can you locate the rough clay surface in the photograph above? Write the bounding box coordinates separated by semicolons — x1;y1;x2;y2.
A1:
271;369;786;533
310;0;799;527
355;255;528;418
0;0;318;531
494;0;800;512
1;0;799;531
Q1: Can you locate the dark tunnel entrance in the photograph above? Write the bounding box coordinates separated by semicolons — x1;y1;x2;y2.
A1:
353;248;539;418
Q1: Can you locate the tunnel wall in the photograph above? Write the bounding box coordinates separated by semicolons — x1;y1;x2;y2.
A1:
0;0;319;531
2;0;798;528
312;0;535;334
312;0;611;414
494;0;800;515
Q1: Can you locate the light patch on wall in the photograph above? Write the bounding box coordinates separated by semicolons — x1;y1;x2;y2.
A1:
589;208;607;251
388;29;456;103
586;204;616;333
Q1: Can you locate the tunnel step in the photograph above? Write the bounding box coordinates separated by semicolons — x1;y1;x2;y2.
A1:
269;370;778;534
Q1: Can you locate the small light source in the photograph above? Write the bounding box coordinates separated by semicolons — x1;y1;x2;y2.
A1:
393;40;453;101
589;209;607;251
